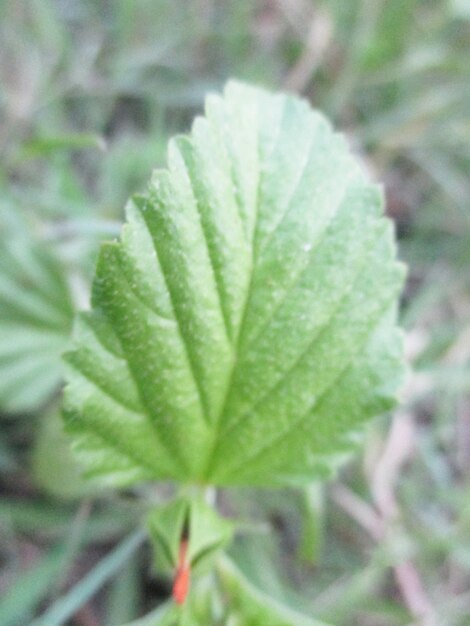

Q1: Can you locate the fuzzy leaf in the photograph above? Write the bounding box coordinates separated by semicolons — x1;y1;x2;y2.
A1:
63;81;405;487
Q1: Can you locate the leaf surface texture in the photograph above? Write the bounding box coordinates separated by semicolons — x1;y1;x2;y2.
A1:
64;82;405;486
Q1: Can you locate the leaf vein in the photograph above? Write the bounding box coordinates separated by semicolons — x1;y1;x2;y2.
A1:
254;115;321;258
67;359;143;415
138;200;210;425
201;95;288;477
220;295;396;478
178;152;233;343
116;254;175;324
217;235;376;442
247;177;358;349
73;421;160;476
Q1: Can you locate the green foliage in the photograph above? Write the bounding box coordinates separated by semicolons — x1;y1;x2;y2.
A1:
215;555;328;626
147;495;233;573
0;210;74;413
31;530;146;626
32;410;97;499
0;543;69;626
1;1;469;623
123;554;329;626
63;81;405;488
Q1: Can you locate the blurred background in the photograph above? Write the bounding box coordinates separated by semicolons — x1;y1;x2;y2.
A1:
0;1;469;624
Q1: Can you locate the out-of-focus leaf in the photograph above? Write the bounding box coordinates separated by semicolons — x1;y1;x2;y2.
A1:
19;133;106;159
0;544;68;626
0;499;136;541
106;555;141;626
0;216;74;413
122;602;177;626
32;410;99;499
216;555;329;626
31;529;146;626
64;81;405;488
452;0;470;19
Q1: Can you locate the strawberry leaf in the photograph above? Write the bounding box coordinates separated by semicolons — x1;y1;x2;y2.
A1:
63;81;405;487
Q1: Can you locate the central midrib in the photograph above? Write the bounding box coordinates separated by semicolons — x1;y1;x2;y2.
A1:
200;129;358;482
200;111;266;482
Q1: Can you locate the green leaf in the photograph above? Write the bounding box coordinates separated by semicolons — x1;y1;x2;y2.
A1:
121;602;177;626
31;530;146;626
19;133;105;159
63;80;405;487
0;544;68;626
216;555;329;626
147;495;233;574
0;212;74;413
106;555;141;626
32;410;100;499
0;498;136;542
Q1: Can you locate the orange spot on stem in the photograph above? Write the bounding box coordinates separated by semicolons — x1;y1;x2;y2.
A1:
172;539;190;605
